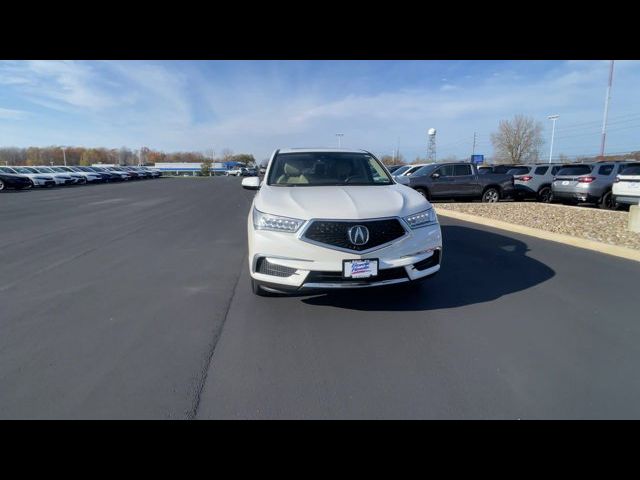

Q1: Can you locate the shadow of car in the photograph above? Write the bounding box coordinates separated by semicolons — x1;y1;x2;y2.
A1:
300;224;555;311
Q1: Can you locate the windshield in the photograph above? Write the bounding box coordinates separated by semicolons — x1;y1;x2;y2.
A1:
392;165;411;176
267;152;392;187
412;165;438;177
36;167;54;173
404;166;423;176
0;167;16;173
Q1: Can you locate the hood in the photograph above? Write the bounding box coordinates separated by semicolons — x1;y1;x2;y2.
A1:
254;183;430;220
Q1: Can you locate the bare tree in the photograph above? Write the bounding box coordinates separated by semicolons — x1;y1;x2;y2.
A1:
490;115;544;164
379;153;403;166
220;149;234;162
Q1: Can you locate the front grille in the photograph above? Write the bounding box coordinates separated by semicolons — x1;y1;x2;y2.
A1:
303;219;406;252
305;266;408;284
413;250;440;271
255;257;297;277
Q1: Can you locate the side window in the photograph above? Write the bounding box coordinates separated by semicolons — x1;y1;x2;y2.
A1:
551;166;562;175
620;163;640;174
534;166;548;175
453;164;472;176
598;164;614;175
435;165;455;177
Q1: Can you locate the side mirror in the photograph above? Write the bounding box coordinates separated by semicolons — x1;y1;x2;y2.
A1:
431;172;440;179
242;176;261;190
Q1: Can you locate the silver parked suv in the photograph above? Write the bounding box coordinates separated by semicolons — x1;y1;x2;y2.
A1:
510;163;567;203
552;161;640;209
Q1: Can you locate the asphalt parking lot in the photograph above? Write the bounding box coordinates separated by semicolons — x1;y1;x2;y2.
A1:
2;178;640;419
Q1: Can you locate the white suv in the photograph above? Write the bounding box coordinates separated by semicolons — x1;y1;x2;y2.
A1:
612;164;640;207
242;148;442;296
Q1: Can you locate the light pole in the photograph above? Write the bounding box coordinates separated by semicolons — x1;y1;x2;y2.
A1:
547;115;559;163
336;133;344;148
600;60;615;159
61;147;67;166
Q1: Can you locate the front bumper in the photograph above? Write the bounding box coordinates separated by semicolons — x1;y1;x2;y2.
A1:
248;218;442;291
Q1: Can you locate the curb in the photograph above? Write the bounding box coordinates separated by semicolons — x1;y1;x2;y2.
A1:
435;207;640;263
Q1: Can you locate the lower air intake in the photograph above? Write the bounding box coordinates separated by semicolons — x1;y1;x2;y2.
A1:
256;258;297;277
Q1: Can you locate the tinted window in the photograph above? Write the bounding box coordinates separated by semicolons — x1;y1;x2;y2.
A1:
478;167;491;174
534;166;549;175
0;167;14;173
619;163;640;173
492;165;513;174
506;167;531;175
434;165;455;176
453;164;472;176
556;165;593;176
411;165;435;177
597;164;614;175
621;166;640;175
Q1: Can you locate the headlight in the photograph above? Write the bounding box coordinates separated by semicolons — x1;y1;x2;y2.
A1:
404;208;437;229
253;208;305;233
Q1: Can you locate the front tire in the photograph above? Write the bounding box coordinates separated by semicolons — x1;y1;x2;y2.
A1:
481;187;500;203
0;179;5;191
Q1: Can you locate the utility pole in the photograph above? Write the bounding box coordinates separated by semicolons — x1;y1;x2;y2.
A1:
61;147;67;166
336;133;344;148
600;60;615;159
472;132;477;156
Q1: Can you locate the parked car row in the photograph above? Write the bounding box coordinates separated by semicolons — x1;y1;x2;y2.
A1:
385;160;640;209
226;166;258;177
0;165;162;191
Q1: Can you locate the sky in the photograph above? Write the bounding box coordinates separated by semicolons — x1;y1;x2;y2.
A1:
1;60;640;162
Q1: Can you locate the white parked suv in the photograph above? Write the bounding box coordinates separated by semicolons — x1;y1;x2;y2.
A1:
242;148;442;296
612;164;640;207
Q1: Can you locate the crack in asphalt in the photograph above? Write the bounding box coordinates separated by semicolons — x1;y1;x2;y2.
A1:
187;253;246;420
187;190;255;420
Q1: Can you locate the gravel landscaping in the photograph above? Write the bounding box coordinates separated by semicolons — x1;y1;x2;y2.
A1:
435;202;640;251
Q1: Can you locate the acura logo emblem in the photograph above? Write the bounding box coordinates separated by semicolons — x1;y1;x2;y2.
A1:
347;225;369;246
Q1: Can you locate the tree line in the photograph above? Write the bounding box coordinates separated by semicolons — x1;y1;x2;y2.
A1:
0;146;256;167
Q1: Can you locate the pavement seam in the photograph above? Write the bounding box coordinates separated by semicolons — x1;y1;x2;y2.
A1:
187;253;246;420
188;189;254;420
435;207;640;263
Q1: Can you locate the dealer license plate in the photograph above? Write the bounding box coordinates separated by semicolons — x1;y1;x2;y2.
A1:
343;259;378;279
